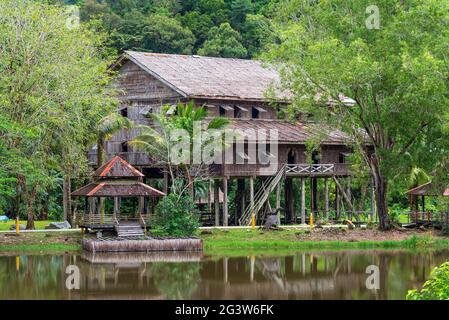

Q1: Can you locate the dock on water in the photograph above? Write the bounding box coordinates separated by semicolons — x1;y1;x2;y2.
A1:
82;237;203;253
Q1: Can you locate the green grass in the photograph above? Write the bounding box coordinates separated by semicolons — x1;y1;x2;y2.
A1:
198;228;449;251
0;220;56;231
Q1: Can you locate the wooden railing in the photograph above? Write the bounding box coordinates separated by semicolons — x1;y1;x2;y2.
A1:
79;214;152;227
286;164;334;175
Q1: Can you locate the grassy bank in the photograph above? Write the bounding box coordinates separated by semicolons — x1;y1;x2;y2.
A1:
199;228;449;251
0;227;448;253
0;220;55;231
0;232;82;252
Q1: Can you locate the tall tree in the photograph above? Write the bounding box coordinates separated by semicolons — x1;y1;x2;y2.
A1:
266;0;449;230
198;22;247;58
0;0;117;228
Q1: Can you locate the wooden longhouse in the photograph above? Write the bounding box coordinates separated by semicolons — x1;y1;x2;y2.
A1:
88;51;367;227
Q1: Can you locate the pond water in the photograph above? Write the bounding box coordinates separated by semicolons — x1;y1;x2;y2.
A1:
0;249;447;300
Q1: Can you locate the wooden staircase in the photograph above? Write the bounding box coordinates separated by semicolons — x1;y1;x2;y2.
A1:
239;164;286;226
115;222;145;237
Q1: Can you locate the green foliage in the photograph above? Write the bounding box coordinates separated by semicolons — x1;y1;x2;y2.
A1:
407;262;449;300
152;193;200;237
79;0;278;57
0;0;117;225
198;22;248;58
265;0;449;228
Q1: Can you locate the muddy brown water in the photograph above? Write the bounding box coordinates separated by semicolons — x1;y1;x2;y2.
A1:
0;249;447;300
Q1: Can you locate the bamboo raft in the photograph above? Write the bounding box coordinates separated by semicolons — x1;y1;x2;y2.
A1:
82;237;203;253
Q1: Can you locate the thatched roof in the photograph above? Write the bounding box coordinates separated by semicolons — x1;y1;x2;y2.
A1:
228;119;349;144
119;51;291;102
71;180;165;197
406;182;449;196
94;156;144;178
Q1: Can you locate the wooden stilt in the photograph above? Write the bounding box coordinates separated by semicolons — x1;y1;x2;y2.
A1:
223;177;228;226
250;176;255;226
301;177;306;224
324;178;329;219
336;181;340;220
214;179;220;226
236;179;245;225
276;181;281;225
285;177;294;223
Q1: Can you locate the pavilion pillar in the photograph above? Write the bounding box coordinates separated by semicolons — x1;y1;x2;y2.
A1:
114;197;120;220
214;179;220;226
324;178;329;219
301;177;306;224
250;176;255;225
223;177;228;226
138;197;144;216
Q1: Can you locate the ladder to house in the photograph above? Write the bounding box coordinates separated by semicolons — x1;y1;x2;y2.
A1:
239;164;286;226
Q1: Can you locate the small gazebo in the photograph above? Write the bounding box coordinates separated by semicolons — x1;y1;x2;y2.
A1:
72;156;165;231
406;181;449;224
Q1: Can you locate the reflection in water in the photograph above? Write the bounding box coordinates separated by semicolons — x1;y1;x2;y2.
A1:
0;250;447;300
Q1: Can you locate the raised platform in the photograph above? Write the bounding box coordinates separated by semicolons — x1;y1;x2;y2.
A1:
82;237;203;253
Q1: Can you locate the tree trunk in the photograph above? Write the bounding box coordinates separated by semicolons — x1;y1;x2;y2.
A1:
63;177;71;224
97;136;105;168
26;185;37;230
371;166;390;230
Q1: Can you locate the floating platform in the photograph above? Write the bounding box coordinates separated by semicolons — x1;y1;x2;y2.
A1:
82;237;203;253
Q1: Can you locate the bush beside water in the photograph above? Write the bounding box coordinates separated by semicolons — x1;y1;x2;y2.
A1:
152;193;200;237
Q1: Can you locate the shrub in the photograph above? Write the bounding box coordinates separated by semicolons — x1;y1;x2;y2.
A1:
407;262;449;300
152;193;200;237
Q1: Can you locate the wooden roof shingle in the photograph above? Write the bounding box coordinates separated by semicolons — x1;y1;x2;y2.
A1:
122;51;291;102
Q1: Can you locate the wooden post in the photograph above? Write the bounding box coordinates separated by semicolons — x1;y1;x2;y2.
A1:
285;177;294;223
214;179;220;226
250;176;255;227
223;177;228;226
113;197;120;221
336;183;340;220
324;178;329;220
310;177;315;222
276;181;281;225
236;179;245;224
301;177;306;225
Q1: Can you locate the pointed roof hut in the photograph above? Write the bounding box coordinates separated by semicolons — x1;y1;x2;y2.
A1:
72;156;165;197
72;156;165;231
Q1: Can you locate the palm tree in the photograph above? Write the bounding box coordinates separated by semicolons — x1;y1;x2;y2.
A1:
130;101;229;197
96;113;133;167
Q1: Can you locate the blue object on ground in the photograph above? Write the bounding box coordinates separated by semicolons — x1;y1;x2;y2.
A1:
0;215;9;222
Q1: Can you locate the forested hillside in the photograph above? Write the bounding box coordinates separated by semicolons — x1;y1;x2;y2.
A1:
60;0;279;58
